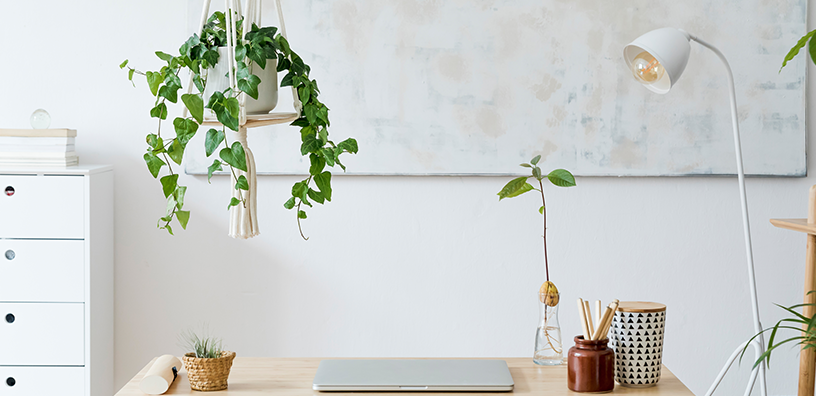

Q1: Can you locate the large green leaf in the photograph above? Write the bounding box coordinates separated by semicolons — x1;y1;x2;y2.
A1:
167;139;184;165
160;174;179;198
150;103;168;120
143;153;165;178
181;94;204;123
314;171;332;201
207;159;222;183
173;117;199;148
781;29;816;72
219;142;247;172
548;169;576;187
204;128;225;157
236;175;249;191
177;210;190;229
146;71;163;96
497;176;530;200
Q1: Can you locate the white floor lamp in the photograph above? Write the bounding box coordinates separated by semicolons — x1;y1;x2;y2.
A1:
622;28;767;396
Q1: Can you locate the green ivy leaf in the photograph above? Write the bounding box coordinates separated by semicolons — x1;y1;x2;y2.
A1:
280;71;295;87
531;155;541;165
283;196;296;210
238;74;261;100
174;186;187;209
181;94;204;123
176;210;190;229
299;87;311;105
158;83;179;103
307;188;325;204
219;142;248;172
497;176;531;200
150;103;168;120
205;128;225;157
298;210;308;219
304;104;318;124
167;139;184;165
143;153;165;178
236;175;249;190
173;117;199;148
323;148;336;167
520;163;532;168
533;167;542;180
160;174;179;198
314;171;332;201
119;59;129;69
225;97;240;119
207;159;223;183
547;169;576;187
146;71;163;96
336;138;358;154
228;197;241;209
300;137;322;155
309;153;326;175
164;224;174;235
235;42;247;62
156;51;174;62
539;206;545;215
128;69;135;85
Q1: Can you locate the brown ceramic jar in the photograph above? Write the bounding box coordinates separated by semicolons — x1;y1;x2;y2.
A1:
567;336;615;393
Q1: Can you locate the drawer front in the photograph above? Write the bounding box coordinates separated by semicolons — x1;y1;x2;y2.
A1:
0;175;84;239
0;366;84;396
0;240;84;302
0;303;84;366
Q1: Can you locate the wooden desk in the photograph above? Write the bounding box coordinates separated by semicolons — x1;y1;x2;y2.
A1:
115;358;693;395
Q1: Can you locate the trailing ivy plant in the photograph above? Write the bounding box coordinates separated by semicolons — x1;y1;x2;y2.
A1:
120;11;358;239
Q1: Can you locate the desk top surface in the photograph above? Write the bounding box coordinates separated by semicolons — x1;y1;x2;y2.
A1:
115;358;693;395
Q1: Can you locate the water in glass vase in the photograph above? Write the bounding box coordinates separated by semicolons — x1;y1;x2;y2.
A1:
534;325;563;365
534;292;563;365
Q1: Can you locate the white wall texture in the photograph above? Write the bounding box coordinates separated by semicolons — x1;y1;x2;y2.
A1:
0;1;813;395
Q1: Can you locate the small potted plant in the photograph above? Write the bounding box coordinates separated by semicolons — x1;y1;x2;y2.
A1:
497;155;575;364
180;329;236;391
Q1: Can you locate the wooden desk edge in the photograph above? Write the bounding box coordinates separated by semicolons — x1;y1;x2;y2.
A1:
115;357;693;395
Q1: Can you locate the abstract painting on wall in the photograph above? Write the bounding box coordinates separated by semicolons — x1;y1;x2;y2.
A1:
185;0;806;176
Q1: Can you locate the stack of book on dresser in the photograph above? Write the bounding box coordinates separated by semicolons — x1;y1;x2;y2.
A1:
0;128;78;167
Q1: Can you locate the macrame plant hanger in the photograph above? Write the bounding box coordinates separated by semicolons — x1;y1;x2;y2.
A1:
186;0;301;239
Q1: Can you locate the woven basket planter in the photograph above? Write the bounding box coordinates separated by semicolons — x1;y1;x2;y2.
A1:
182;351;236;391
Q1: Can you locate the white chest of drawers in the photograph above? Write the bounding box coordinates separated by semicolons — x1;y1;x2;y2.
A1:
0;165;113;396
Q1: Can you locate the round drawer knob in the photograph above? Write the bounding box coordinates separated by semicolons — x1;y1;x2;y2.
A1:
4;250;14;260
4;186;14;197
5;377;14;387
5;313;14;324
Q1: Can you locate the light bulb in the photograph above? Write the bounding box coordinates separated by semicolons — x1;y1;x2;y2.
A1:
631;51;665;84
30;109;51;129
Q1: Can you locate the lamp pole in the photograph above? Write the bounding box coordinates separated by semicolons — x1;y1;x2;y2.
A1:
682;32;767;396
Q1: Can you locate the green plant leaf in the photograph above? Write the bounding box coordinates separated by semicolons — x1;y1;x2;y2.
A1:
539;206;545;215
119;59;129;69
236;175;249;190
160;174;179;198
781;29;816;72
143;153;165;178
531;155;541;165
225;97;240;119
177;210;190;229
298;210;308;219
337;138;358;154
307;188;325;204
228;197;241;209
150;103;168;120
219;142;248;172
173;118;199;148
497;176;530;200
314;171;332;201
305;104;318;124
181;94;204;124
299;87;311;105
158;84;180;103
128;69;135;85
174;186;187;209
283;197;296;209
164;224;174;235
146;71;163;96
548;169;576;187
309;153;326;175
205;128;225;157
207;159;222;183
235;43;247;62
533;167;542;180
238;74;261;100
281;71;295;87
167;139;184;165
520;163;532;168
156;51;174;62
301;137;322;155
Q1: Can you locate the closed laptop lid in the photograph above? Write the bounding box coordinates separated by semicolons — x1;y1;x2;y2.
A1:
312;359;514;391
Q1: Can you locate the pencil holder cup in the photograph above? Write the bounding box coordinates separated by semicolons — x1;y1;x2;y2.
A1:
567;336;615;393
608;301;666;387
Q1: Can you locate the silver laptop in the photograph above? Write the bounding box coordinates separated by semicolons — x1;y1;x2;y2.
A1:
312;359;514;392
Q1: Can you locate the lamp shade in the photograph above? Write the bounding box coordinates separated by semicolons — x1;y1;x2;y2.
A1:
623;28;691;94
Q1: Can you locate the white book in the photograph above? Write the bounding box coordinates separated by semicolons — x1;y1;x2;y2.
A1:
0;129;77;137
0;151;78;159
0;145;75;153
0;136;75;146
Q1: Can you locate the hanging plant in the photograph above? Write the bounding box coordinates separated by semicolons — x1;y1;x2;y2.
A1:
120;11;358;239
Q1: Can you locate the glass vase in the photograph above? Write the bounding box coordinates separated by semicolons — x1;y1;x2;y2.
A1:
534;292;563;365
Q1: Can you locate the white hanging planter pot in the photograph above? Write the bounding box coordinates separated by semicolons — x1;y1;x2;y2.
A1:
203;47;278;116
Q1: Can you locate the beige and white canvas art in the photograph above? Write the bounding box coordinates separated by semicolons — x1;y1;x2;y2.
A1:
185;0;806;176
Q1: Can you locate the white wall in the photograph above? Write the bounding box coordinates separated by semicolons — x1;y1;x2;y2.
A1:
0;1;811;394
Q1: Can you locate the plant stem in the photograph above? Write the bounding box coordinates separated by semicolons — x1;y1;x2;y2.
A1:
538;179;549;282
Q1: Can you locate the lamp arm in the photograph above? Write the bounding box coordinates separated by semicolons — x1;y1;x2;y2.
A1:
689;35;768;396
